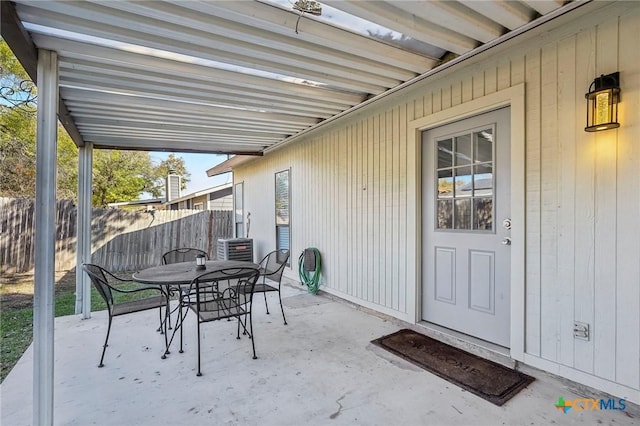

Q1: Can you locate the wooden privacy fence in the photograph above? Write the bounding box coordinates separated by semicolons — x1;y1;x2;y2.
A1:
0;197;232;274
92;210;232;272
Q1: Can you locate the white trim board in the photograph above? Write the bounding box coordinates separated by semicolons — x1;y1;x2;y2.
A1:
523;354;640;405
407;84;526;362
320;287;415;323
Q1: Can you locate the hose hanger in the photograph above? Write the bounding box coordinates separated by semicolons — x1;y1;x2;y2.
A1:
298;248;321;294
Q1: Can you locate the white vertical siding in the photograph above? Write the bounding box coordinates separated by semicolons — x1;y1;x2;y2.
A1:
398;103;408;314
573;26;597;375
235;2;640;399
593;15;619;383
556;35;577;369
615;10;640;390
525;49;542;358
496;58;511;91
238;101;415;316
540;43;560;362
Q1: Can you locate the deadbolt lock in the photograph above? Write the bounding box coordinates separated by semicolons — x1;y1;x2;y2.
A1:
502;218;512;230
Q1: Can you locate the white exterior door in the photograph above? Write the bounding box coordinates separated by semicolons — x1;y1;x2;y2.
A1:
422;107;511;347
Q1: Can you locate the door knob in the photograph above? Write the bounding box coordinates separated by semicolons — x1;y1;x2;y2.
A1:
502;237;512;245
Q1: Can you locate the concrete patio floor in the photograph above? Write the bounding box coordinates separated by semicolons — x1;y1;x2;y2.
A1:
1;283;637;426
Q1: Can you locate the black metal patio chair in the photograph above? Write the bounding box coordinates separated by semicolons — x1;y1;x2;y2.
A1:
180;267;260;376
253;249;290;325
161;248;208;265
82;263;168;368
161;248;209;329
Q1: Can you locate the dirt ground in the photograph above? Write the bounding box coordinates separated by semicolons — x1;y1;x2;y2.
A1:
1;270;79;310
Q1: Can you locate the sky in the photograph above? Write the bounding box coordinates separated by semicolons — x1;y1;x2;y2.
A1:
150;152;232;196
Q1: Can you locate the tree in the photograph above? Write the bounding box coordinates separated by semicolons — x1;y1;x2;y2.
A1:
90;151;192;206
91;150;154;207
55;132;78;200
2;39;191;205
0;38;36;111
1;39;78;200
144;153;190;198
0;108;35;196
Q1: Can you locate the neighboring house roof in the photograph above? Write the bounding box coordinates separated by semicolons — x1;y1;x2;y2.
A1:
107;198;165;208
207;154;255;177
165;182;232;205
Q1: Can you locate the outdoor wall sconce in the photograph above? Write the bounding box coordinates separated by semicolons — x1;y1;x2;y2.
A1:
195;254;206;271
585;72;620;132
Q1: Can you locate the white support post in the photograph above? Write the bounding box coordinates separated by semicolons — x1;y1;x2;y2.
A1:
75;142;93;318
33;49;58;426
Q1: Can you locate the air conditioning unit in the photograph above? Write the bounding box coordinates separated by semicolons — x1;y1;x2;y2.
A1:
217;238;253;262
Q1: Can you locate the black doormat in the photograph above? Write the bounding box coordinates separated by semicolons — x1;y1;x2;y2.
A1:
372;329;534;406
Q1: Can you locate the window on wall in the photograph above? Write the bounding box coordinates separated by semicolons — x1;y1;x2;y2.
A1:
234;182;244;238
275;169;290;262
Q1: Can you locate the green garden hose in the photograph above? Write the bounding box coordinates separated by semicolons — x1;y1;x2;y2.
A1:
298;248;321;295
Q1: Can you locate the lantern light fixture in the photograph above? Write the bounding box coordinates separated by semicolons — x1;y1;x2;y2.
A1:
195;254;206;271
585;72;620;132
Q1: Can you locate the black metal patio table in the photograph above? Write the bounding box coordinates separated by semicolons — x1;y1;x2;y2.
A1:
133;259;259;286
133;260;259;357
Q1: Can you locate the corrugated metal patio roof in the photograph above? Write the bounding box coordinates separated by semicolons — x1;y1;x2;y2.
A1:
2;0;577;156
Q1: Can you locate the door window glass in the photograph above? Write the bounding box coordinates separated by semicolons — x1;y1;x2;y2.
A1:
435;126;494;231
